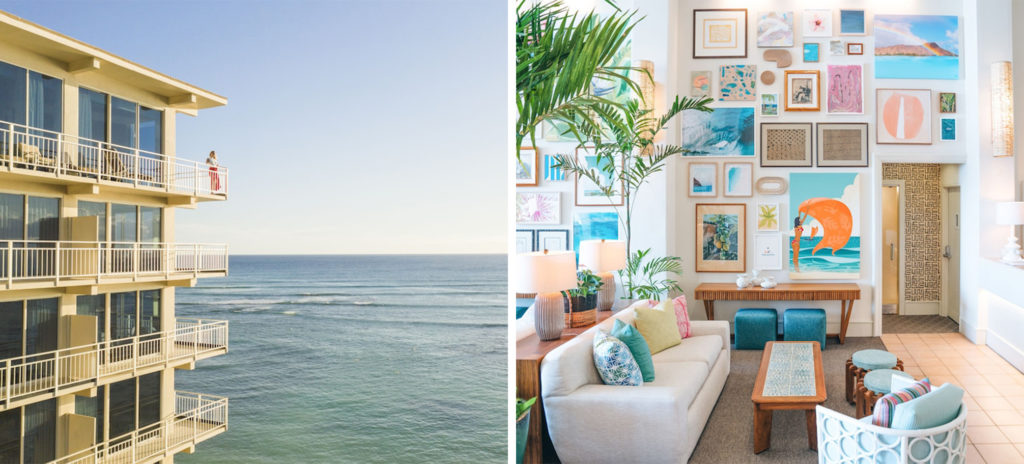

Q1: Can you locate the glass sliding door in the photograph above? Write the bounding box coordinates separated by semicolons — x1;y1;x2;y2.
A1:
138;372;161;427
27;72;61;134
77;294;106;343
78;200;107;242
140;206;161;271
111;204;136;273
23;399;56;463
0;193;24;279
25;298;57;356
108;378;135;442
0;61;26;128
26;196;59;278
74;385;105;445
78;88;107;175
139;290;161;355
0;408;19;464
110;292;137;344
139;107;163;186
110;97;137;181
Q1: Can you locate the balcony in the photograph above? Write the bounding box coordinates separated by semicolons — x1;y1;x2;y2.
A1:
51;391;228;464
0;318;227;411
0;121;228;204
1;240;228;291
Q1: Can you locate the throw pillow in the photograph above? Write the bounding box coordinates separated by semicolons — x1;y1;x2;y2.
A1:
634;303;682;354
890;383;965;430
592;330;642;386
611;319;655;382
871;378;933;427
672;295;691;338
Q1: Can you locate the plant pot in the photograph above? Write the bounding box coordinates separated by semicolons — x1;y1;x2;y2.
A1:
516;409;531;464
563;294;597;327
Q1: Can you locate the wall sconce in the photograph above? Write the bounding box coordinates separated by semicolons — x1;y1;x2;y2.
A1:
636;59;655;112
991;61;1014;157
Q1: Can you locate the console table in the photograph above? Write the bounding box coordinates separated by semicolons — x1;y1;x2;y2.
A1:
693;283;861;344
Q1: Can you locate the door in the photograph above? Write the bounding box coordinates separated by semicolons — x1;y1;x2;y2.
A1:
946;187;961;323
882;186;900;314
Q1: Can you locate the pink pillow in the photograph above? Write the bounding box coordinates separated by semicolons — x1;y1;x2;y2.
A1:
642;296;691;338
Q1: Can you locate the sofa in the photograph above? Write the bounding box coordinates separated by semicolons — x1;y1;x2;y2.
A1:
539;303;730;463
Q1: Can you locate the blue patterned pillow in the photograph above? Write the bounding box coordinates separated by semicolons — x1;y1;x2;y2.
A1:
593;330;643;386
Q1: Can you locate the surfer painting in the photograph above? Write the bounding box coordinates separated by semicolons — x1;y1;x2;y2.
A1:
789;173;861;279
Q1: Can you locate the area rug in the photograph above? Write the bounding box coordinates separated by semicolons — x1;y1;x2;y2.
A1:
689;337;886;463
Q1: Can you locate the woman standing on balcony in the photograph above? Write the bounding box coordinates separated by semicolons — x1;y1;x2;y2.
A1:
207;150;221;192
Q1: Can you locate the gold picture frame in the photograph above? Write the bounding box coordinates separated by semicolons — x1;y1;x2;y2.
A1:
784;70;820;111
695;203;746;273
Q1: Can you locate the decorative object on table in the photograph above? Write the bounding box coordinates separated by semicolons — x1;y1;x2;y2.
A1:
816;123;869;167
846;43;863;55
839;9;866;35
515;396;536;464
734;308;778;350
516;230;536;253
757;11;794;47
755;176;788;195
621;249;683;300
749;269;763;287
760;122;813;167
578;239;626;311
572;212;617;259
874;15;959;80
940;118;956;141
682;107;756;157
755;234;783;270
760;276;778;288
996;202;1024;264
515;250;577;341
723;162;753;197
992;61;1014;157
876;89;932;145
757;203;780;232
574;146;624;206
692;9;748;59
535;229;570;252
784;70;820;111
516;192;560;224
826;65;863;114
762;49;792;68
760;93;779;116
690;70;711;97
564;269;602;327
688;162;718;197
696;203;746;272
789;172;862;280
516;147;539;186
803;9;832;37
759;70;775;86
939;92;957;113
829;40;845;56
802;43;819;62
542;154;566;181
592;330;643;386
719;64;756;101
735;273;752;288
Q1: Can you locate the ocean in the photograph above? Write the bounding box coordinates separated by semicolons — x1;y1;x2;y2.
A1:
173;255;508;464
788;236;861;274
875;56;959;80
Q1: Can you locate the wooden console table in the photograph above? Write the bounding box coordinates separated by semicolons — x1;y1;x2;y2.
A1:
693;283;861;344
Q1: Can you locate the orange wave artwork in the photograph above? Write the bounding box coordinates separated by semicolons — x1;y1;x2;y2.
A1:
798;198;853;255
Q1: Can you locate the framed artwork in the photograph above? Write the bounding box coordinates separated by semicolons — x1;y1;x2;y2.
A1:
542;120;576;142
542;154;566;181
816;123;869;167
826;65;863;114
536;229;570;252
846;43;863;55
829;40;845;56
515;230;535;254
802;43;819;62
760;123;813;167
757;11;794;47
939;92;957;113
515;192;560;224
681;108;756;157
719;65;757;101
755;234;783;270
876;89;932;144
693;9;748;59
688;162;718;197
592;39;632;105
516;147;539;186
803;9;832;37
573;212;618;259
874;15;959;79
690;71;711;97
757;203;780;232
839;9;866;35
723;162;753;197
940;118;956;141
575;146;624;206
789;172;861;280
696;203;746;273
784;70;820;111
755;176;788;195
760;93;779;117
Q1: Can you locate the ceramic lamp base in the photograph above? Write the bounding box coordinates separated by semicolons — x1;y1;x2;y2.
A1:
534;292;565;340
596;272;615;311
1000;235;1024;264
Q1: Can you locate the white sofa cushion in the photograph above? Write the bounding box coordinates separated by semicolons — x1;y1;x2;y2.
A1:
651;335;722;368
647;361;710;406
516;305;536;342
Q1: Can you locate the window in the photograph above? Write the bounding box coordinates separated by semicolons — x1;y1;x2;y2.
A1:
138;372;161;427
110;292;137;342
75;385;105;445
0;301;22;359
78;88;107;143
77;294;106;343
26;197;59;242
140;290;161;337
139;107;162;154
108;378;135;439
28;71;61;133
0;61;26;127
0;193;25;241
23;399;55;463
140;207;161;243
25;298;58;356
111;204;137;243
0;408;19;463
78;201;107;242
110;97;137;150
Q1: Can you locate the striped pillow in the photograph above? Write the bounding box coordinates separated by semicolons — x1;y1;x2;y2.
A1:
871;378;933;427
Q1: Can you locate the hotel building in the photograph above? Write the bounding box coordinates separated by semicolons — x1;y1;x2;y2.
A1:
0;11;229;463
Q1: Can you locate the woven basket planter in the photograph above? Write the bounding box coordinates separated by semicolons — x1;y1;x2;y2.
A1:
564;294;597;328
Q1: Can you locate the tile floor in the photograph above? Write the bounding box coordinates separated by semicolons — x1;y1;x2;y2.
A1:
881;332;1024;463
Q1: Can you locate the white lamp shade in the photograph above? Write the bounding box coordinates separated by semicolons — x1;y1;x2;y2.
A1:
515;251;577;294
997;202;1024;225
578;239;627;273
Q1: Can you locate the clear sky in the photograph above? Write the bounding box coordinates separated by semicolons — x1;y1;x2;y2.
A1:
2;0;507;254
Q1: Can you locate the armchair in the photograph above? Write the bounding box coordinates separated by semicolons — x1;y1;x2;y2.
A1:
815;404;967;463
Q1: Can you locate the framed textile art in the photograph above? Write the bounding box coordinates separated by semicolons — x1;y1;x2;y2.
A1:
817;123;868;167
693;9;748;59
760;123;812;167
696;203;746;273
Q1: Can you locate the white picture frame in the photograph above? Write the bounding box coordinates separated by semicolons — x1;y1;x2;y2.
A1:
757;202;781;232
516;230;535;254
723;162;753;197
688;162;718;197
754;234;783;270
536;229;570;252
515;192;561;225
803;9;833;37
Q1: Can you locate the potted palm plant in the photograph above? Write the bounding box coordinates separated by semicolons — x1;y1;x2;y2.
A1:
563;269;603;327
516;396;537;464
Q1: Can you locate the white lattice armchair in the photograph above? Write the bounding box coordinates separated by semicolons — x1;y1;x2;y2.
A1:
815;405;968;464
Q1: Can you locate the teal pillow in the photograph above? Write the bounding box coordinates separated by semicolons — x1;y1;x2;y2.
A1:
611;319;655;382
592;330;642;386
890;383;964;430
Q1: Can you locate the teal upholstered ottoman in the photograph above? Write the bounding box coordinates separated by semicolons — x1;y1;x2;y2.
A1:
734;308;777;350
783;308;826;348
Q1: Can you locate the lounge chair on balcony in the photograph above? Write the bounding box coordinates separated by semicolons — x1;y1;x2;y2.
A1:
102;149;132;180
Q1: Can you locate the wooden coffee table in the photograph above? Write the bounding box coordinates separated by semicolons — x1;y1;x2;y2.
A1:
751;341;826;454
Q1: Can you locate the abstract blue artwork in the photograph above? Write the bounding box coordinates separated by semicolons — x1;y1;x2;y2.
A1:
803;43;819;62
719;65;756;101
543;154;565;181
940;118;956;141
573;212;618;258
839;10;865;35
874;15;959;80
681;108;756;157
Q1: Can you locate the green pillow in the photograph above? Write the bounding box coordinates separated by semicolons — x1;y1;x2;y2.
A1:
634;303;682;354
611;319;655;382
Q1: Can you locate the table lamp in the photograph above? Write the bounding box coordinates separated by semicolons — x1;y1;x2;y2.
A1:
578;239;627;311
516;250;577;340
997;202;1024;264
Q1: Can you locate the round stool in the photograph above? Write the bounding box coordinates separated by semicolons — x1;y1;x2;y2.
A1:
855;369;914;417
845;349;904;404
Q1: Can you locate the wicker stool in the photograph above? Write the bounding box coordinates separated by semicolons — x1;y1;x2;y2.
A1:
845;349;904;403
855;369;914;417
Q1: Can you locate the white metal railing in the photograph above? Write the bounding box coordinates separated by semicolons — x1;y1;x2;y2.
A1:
0;319;228;409
51;391;228;464
0;120;228;197
1;240;228;286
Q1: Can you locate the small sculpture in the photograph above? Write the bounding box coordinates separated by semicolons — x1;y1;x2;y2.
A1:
760;70;775;85
760;276;778;289
763;49;792;68
736;273;751;288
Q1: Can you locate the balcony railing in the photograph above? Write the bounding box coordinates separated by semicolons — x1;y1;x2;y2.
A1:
51;391;229;464
0;120;228;198
0;319;228;410
1;240;228;288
